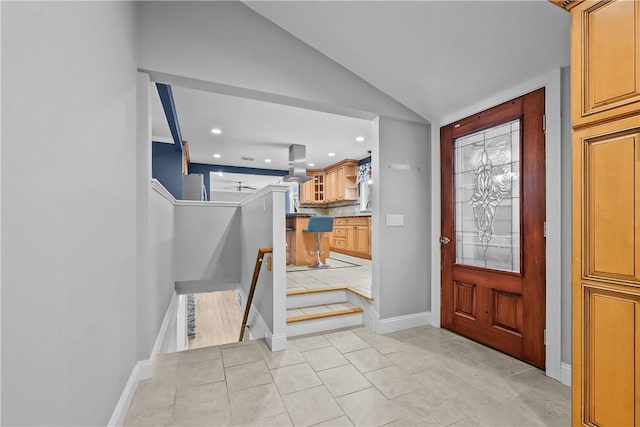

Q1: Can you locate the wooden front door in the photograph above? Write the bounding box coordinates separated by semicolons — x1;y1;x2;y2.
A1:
440;88;546;368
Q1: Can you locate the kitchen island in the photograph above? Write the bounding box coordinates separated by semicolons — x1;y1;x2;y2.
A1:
286;214;330;266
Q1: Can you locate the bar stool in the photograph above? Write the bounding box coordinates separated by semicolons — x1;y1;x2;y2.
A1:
303;215;334;269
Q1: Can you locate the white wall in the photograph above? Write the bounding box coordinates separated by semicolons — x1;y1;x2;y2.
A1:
141;184;176;358
1;2;138;425
239;186;288;350
212;191;251;203
174;203;241;286
374;117;431;319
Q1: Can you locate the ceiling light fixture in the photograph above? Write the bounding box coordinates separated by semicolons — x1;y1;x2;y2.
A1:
328;152;336;157
355;136;365;142
213;153;221;158
211;128;222;135
308;163;315;167
265;159;272;163
217;172;223;177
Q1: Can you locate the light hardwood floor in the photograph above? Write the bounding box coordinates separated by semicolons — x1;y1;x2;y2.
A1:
188;290;243;350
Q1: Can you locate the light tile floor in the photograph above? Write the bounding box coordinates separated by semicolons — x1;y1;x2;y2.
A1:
286;253;372;297
125;326;570;427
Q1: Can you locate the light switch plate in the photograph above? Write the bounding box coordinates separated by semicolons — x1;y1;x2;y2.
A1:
386;214;404;227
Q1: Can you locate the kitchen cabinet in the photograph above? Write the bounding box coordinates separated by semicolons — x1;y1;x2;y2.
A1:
569;0;640;128
299;170;324;204
550;1;640;425
330;216;371;259
300;177;314;204
325;160;358;203
301;160;358;205
326;169;336;202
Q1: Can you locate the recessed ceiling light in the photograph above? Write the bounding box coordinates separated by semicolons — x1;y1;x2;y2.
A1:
355;136;365;142
213;153;221;158
308;163;315;167
217;171;223;177
265;158;272;163
328;152;336;157
211;128;222;135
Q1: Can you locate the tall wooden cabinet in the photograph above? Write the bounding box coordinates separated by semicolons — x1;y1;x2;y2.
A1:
552;0;640;425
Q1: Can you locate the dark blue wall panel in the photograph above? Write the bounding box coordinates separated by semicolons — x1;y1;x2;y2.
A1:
358;156;372;166
152;142;182;199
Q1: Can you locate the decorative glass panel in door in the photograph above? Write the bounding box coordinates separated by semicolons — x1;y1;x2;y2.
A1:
454;119;521;273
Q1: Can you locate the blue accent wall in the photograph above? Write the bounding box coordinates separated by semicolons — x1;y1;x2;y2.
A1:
358;156;372;166
152;142;182;199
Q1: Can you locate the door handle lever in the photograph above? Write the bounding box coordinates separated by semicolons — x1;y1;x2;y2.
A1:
439;236;451;244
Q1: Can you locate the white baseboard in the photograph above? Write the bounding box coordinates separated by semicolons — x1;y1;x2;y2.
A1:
235;287;278;349
107;361;144;427
108;293;178;426
269;333;288;351
154;292;179;356
377;311;432;334
561;362;571;386
347;292;431;335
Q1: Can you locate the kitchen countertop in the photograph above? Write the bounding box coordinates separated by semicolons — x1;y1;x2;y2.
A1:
286;213;371;219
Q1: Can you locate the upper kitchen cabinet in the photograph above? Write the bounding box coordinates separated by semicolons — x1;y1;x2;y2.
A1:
299;160;359;205
300;170;325;204
326;160;358;203
571;0;640;127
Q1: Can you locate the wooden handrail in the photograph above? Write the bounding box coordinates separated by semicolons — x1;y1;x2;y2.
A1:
239;247;273;342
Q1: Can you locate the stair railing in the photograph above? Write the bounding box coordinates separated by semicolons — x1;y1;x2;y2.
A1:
239;247;273;342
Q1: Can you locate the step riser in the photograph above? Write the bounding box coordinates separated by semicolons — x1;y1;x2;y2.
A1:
286;290;348;309
286;312;363;337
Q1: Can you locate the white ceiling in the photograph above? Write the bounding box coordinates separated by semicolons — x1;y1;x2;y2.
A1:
151;85;374;170
245;1;571;122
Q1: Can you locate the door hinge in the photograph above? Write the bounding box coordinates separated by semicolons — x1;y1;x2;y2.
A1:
542;114;546;132
544;329;547;345
544;221;547;238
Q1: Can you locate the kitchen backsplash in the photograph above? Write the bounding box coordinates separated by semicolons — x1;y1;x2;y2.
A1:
298;201;369;217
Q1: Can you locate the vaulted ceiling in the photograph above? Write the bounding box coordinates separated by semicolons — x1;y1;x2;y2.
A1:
151;1;571;179
245;1;571;122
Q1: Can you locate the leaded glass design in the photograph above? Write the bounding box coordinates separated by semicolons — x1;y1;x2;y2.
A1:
454;119;521;273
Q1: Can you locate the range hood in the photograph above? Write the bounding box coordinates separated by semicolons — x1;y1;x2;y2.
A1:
283;144;312;183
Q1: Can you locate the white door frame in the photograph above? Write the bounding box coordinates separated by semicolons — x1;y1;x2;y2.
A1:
430;69;564;383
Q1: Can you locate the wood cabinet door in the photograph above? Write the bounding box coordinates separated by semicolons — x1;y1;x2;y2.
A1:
313;173;325;203
345;226;356;251
355;225;369;254
336;167;345;200
300;179;313;204
572;0;640;127
326;169;336;202
572;115;640;426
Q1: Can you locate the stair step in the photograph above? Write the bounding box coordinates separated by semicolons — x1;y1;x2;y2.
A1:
287;286;374;300
287;303;363;323
286;302;364;337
